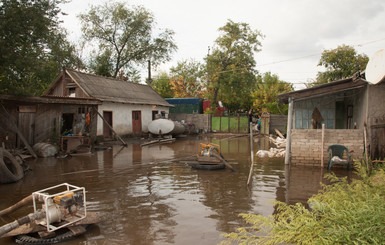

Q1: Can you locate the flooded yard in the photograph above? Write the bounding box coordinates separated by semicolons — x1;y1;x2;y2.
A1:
0;135;352;244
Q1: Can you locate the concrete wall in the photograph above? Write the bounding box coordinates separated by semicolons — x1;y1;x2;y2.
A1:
97;102;169;136
290;129;364;166
168;113;211;132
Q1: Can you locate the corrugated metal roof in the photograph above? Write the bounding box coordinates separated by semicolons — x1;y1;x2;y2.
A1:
66;69;172;107
165;98;202;104
278;76;368;103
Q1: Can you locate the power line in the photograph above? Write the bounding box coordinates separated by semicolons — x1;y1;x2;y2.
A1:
255;37;385;68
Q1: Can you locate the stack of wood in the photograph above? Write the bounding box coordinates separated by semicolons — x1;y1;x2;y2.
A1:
256;129;286;158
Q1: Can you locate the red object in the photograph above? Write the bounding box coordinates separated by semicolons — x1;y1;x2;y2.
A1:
203;100;227;116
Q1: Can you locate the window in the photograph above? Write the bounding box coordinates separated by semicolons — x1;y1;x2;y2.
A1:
295;108;335;129
295;109;311;129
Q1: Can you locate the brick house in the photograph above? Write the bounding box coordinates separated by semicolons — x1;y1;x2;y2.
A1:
279;73;385;166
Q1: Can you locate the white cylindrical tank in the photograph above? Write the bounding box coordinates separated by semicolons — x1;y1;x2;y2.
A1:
148;119;185;136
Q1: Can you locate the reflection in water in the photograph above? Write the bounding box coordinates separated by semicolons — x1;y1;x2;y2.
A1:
0;135;353;245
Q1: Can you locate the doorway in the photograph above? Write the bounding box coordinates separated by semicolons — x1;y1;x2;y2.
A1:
61;113;74;135
103;111;113;139
132;111;142;135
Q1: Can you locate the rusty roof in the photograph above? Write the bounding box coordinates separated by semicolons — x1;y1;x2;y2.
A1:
65;69;172;107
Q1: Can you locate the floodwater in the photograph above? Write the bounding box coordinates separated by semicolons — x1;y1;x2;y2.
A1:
0;135;353;245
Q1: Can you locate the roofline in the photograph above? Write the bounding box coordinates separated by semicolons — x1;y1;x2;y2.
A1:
278;76;368;103
0;94;101;105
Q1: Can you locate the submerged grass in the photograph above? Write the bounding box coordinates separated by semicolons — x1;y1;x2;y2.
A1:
221;160;385;244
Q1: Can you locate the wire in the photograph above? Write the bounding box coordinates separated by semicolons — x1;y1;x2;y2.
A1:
256;37;385;68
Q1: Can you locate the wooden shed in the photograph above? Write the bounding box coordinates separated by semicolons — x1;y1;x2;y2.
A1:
0;94;100;149
279;73;385;166
44;68;173;139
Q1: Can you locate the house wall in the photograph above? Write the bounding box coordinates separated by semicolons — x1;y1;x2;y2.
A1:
97;102;169;136
168;113;211;132
367;83;385;158
290;129;364;166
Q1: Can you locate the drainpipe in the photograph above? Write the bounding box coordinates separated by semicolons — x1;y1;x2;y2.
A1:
285;97;294;165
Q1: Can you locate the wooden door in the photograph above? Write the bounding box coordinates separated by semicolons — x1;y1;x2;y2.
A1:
103;111;113;139
18;112;35;147
132;111;142;135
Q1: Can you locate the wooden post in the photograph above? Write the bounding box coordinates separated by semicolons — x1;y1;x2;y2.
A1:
285;98;294;165
321;123;325;168
247;122;255;186
364;122;369;172
94;108;127;146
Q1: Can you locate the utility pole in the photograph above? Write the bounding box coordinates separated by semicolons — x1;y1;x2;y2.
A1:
147;60;152;86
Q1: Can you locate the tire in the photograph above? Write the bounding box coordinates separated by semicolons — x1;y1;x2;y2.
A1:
14;226;86;245
0;148;24;184
191;163;225;170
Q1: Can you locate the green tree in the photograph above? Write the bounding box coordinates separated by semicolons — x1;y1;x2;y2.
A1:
205;20;263;111
311;44;369;86
152;72;174;98
79;2;177;79
252;72;293;114
170;59;205;98
0;0;80;96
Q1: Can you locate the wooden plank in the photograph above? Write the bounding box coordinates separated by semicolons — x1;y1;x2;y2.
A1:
212;152;237;172
0;104;37;158
67;225;87;235
274;128;285;139
140;138;176;147
1;212;99;238
321;124;325;168
197;156;221;163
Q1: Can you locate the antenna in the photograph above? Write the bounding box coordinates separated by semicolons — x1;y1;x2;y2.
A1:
365;49;385;84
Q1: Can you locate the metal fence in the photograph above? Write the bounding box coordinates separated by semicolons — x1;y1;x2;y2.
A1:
211;115;249;133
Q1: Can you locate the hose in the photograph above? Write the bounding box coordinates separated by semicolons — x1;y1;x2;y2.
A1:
0;210;45;237
0;195;32;217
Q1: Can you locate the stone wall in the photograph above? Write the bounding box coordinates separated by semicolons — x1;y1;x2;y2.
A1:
290;129;364;166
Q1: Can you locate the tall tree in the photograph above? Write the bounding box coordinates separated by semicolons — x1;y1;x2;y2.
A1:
205;20;263;111
169;59;205;98
79;2;177;79
252;72;293;114
312;44;369;86
152;72;174;98
0;0;80;96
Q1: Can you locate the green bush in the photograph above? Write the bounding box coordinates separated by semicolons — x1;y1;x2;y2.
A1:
221;161;385;244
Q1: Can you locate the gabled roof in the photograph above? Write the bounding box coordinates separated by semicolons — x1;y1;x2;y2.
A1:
45;69;172;107
278;76;368;103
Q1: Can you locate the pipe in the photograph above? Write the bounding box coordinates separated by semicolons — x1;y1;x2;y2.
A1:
0;210;45;237
0;195;32;217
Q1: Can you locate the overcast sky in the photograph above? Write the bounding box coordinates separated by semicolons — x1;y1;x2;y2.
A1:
59;0;385;90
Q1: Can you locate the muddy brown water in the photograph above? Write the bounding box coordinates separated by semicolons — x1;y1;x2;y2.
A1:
0;135;353;245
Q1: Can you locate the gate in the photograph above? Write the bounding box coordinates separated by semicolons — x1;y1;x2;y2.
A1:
211;115;248;133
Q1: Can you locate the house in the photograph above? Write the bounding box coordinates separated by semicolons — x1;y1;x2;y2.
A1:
279;73;385;166
0;94;100;148
43;68;172;139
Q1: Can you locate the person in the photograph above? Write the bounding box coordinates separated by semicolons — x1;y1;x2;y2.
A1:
248;109;253;133
257;114;262;131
